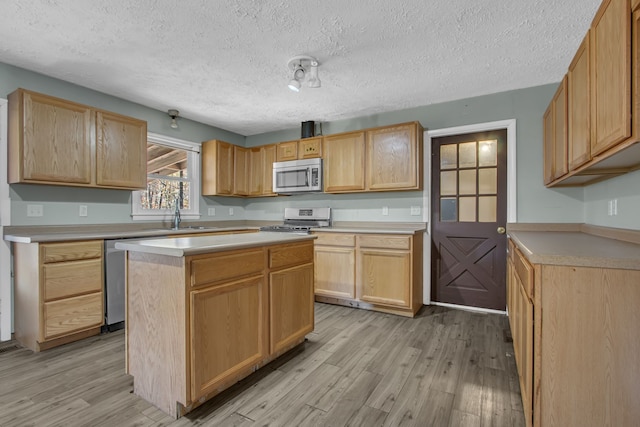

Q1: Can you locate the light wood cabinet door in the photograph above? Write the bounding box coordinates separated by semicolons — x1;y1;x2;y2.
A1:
276;140;298;161
553;77;568;180
357;248;411;308
591;0;631;156
96;111;147;189
248;147;263;196
298;137;322;159
262;144;277;195
314;245;356;299
42;258;102;301
202;140;234;195
43;292;103;340
568;33;592;171
543;104;555;185
233;146;249;196
323;131;366;192
9;89;92;185
366;123;420;190
269;263;314;354
190;276;266;401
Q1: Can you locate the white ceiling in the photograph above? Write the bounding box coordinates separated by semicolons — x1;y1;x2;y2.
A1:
0;0;601;136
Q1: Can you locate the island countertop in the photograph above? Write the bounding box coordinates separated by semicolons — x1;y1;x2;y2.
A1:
115;231;317;257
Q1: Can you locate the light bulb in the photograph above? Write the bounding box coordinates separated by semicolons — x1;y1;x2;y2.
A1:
170;118;178;129
288;79;301;92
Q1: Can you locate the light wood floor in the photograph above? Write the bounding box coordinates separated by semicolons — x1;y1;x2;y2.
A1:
0;303;525;427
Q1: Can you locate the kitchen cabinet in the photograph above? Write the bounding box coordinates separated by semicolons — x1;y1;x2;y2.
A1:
126;239;315;418
568;32;591;171
323;122;423;193
543;0;640;186
233;146;249;196
323;131;366;192
543;77;568;185
276;137;322;161
314;233;356;299
507;234;640;427
312;231;423;317
262;144;277;196
13;240;104;352
8;88;147;190
202;139;234;196
247;144;277;196
366;123;422;191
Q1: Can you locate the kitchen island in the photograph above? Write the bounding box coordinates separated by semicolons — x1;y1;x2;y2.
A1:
115;232;316;418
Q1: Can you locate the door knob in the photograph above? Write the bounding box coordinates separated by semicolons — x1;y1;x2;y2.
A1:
497;226;506;234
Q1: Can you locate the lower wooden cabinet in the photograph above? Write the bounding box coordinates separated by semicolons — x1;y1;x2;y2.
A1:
126;239;315;418
14;240;104;352
507;236;640;427
313;231;423;317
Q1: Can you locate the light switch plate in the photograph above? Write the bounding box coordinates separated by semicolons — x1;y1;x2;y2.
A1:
79;205;88;217
208;207;216;216
382;206;389;216
229;207;234;216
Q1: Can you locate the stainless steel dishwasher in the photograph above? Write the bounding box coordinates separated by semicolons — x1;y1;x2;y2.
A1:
104;237;153;331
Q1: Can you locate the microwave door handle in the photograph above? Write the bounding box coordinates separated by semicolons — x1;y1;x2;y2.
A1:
306;168;310;186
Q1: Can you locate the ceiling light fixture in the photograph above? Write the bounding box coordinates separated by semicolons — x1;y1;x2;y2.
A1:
168;109;180;129
287;55;321;92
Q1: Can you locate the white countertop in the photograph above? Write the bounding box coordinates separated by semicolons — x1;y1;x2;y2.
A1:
509;231;640;270
114;231;317;257
312;225;426;235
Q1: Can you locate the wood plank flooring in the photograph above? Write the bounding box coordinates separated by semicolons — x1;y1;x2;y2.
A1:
0;303;525;426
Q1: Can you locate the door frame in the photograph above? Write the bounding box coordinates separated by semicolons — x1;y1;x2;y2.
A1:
0;98;11;341
423;119;517;313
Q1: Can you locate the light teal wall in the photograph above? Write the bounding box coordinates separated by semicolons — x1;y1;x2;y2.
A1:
1;62;246;225
584;169;640;230
246;84;586;224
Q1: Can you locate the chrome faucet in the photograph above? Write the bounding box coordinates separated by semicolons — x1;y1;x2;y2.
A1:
173;196;181;230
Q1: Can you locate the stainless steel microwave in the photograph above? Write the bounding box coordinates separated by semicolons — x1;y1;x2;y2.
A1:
273;158;323;194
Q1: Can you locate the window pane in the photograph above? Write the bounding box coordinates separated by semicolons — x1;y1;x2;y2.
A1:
140;179;190;210
459;170;476;195
147;142;188;179
459;197;476;222
478;196;497;222
440;171;457;196
478;140;497;167
440;145;457;169
440;198;457;222
478;168;497;194
459;142;477;168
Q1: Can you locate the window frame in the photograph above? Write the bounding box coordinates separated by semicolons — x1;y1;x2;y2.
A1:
131;132;201;221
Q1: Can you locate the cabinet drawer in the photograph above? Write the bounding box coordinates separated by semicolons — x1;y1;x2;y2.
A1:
41;240;103;263
313;233;355;247
43;292;103;339
514;247;534;300
358;235;411;250
43;258;103;301
190;249;264;288
269;242;314;270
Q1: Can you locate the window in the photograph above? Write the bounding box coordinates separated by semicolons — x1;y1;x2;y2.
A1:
132;132;201;220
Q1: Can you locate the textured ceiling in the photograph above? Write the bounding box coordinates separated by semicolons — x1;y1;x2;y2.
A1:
0;0;602;136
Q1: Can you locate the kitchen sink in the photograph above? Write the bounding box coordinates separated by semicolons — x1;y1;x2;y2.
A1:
147;226;219;232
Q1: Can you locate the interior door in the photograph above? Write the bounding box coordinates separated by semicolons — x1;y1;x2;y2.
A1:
431;130;507;310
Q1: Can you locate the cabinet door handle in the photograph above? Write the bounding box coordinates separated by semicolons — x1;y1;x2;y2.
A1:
497;226;506;234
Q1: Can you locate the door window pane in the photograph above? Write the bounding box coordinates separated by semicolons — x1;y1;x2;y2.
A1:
459;197;476;222
459;142;477;168
441;198;457;222
459;170;476;195
440;171;457;196
440;145;457;169
479;196;497;222
478;168;497;194
478;140;497;167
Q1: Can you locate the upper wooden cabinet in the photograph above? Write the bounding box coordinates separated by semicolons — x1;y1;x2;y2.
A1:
233;146;249;196
96;111;147;189
568;32;592;171
544;0;640;186
8;88;147;190
366;122;421;191
543;77;568;185
276;140;298;161
323;131;366;192
202;139;234;196
262;144;277;196
276;137;322;161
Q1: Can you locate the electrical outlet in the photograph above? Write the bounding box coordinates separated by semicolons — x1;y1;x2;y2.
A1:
79;205;88;217
382;206;389;216
229;207;234;216
613;199;618;216
608;200;613;216
27;204;43;217
208;207;216;216
410;206;421;216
